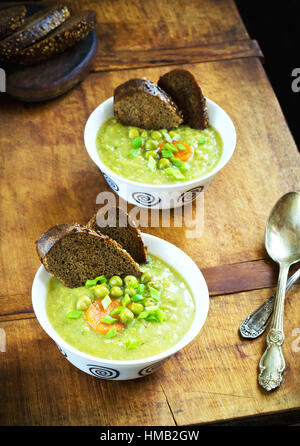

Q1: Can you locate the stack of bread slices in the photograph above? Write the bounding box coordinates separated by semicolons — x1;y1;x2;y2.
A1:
113;69;209;130
0;4;96;65
36;208;147;288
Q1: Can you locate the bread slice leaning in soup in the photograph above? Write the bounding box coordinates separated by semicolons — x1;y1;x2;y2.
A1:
158;69;209;130
113;78;183;130
36;223;142;288
87;207;147;265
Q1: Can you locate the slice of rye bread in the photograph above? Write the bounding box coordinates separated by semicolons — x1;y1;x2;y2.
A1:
13;11;96;65
158;69;209;130
87;207;147;264
113;78;183;130
0;4;70;61
36;223;142;288
0;6;27;41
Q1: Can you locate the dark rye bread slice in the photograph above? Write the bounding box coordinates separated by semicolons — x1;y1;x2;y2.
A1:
13;11;96;65
87;207;147;264
113;78;183;130
36;223;142;288
158;69;209;130
0;6;27;41
0;4;70;61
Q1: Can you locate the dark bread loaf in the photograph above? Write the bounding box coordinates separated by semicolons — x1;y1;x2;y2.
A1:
158;69;209;129
0;4;70;61
36;223;142;288
0;6;27;41
113;78;183;130
13;11;96;65
87;207;147;264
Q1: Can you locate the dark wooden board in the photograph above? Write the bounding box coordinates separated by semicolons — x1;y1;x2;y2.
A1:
6;30;98;101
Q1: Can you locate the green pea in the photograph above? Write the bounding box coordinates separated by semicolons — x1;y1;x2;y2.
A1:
109;275;123;287
143;298;157;308
128;302;144;315
141;130;149;138
119;307;134;324
151;131;162;140
125;287;137;297
124;275;139;288
169;130;179;140
109;286;123;298
158;158;171;169
76;295;92;311
145;139;158;150
94;284;109;298
145;150;158;160
128;128;140;139
141;269;152;284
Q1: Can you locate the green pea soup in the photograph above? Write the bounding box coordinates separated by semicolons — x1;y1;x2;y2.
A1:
96;117;223;185
46;254;195;361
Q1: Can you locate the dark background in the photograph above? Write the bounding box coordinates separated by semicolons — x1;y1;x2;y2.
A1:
235;0;300;150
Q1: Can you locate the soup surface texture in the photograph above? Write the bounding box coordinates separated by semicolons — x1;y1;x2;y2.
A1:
96;117;222;184
46;254;195;360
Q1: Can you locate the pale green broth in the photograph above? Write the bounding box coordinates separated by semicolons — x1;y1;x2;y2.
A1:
96;117;223;185
46;254;195;360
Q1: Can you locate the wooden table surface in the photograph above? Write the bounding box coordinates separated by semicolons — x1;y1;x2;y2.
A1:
1;0;300;426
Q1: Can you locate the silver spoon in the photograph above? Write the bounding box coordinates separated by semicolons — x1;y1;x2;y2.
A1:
258;192;300;391
239;267;300;339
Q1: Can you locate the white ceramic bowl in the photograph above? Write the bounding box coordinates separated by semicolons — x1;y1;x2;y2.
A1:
32;233;209;380
84;96;236;209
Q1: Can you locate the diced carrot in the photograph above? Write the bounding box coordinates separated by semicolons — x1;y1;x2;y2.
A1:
173;141;193;161
158;141;193;161
85;299;125;334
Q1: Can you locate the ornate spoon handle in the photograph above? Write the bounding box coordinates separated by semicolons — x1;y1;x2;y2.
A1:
239;268;300;339
258;263;289;391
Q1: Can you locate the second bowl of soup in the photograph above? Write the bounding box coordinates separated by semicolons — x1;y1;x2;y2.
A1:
32;233;209;380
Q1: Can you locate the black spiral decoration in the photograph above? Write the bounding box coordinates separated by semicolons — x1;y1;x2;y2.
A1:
177;186;204;204
56;343;67;358
100;170;119;192
138;359;168;376
132;192;161;207
87;364;120;379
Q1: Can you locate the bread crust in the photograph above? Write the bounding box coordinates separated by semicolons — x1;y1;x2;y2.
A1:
87;207;148;264
13;11;96;65
113;78;183;129
0;6;27;41
158;69;209;129
0;4;70;60
36;223;142;287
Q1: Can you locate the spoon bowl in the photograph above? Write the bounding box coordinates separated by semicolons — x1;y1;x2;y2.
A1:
265;192;300;264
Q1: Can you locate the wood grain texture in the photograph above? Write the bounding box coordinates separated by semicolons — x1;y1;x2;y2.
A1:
0;318;175;426
1;58;299;313
1;285;299;425
92;40;263;72
68;0;249;51
0;0;248;52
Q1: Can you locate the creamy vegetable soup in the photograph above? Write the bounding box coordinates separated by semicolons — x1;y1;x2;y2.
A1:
46;254;195;360
96;117;222;184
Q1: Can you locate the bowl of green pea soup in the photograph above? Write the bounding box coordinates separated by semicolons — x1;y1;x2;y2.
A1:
84;96;236;209
32;233;209;380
